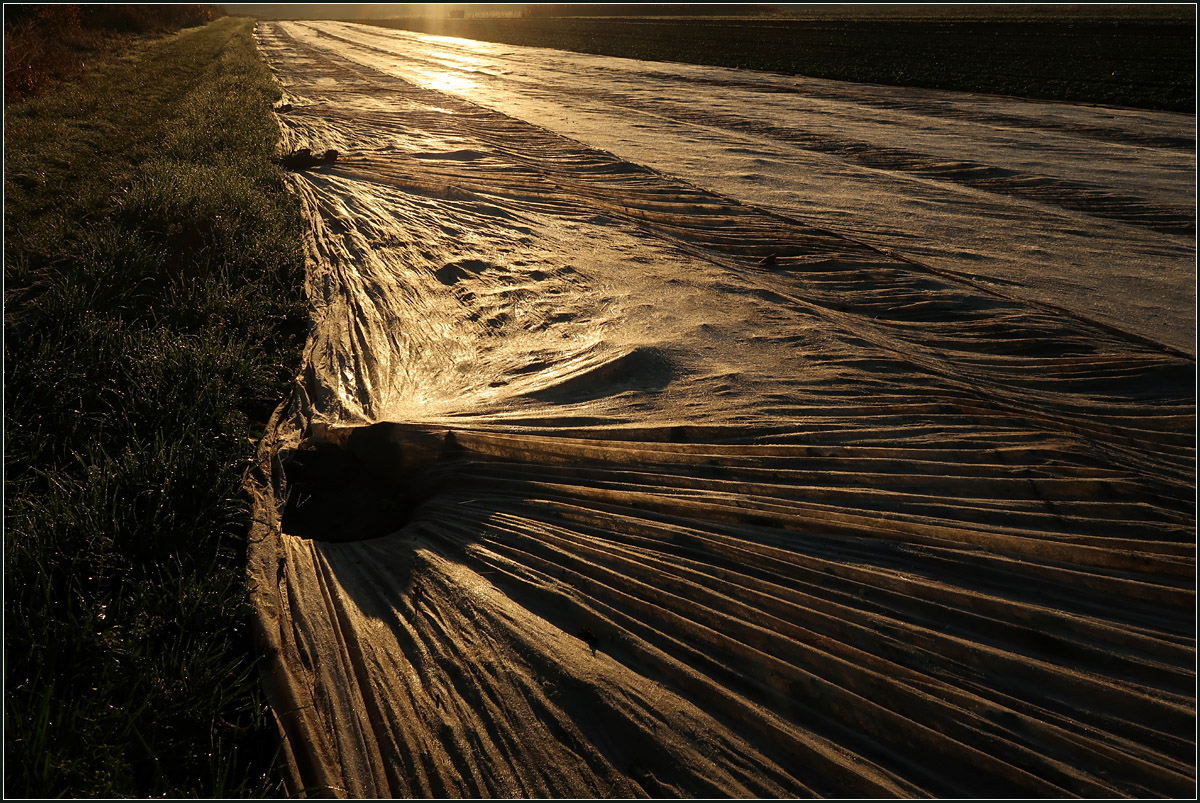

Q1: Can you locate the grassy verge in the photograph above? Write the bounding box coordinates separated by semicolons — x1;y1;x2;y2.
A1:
4;15;306;797
360;12;1195;112
3;5;223;100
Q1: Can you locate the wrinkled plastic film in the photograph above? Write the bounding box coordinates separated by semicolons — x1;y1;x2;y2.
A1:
245;21;1196;798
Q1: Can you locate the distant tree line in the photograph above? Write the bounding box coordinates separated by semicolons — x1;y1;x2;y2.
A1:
5;5;222;33
4;4;224;99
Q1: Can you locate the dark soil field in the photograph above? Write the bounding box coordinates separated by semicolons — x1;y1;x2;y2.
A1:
358;11;1195;112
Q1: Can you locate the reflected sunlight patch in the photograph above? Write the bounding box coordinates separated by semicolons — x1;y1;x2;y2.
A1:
416;32;496;51
421;69;479;95
430;49;484;68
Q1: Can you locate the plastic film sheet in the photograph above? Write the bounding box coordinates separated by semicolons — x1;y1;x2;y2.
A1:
245;21;1195;798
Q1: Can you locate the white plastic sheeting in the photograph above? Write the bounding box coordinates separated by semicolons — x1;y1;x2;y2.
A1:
275;21;1195;356
246;21;1195;797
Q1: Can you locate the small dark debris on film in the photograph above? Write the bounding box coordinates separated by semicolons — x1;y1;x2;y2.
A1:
280;147;338;172
578;626;599;655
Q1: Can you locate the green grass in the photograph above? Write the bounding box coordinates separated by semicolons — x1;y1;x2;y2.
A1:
4;15;306;797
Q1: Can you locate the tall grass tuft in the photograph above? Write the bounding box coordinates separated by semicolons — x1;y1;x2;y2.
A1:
5;16;305;797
